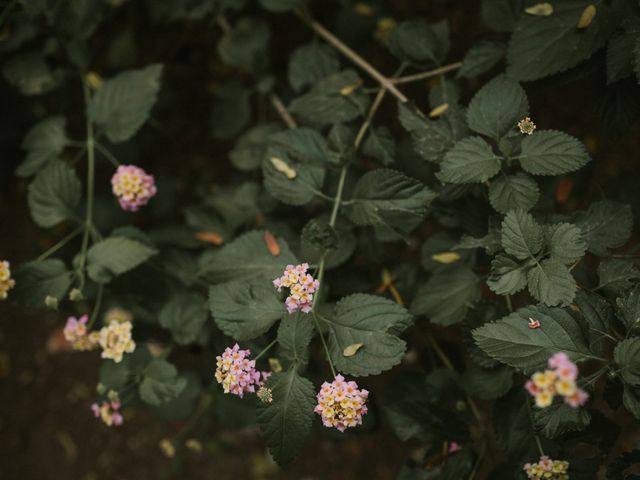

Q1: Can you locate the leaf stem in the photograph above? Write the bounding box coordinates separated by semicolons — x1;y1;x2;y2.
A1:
269;93;298;129
391;62;463;85
35;225;83;262
354;87;386;149
294;9;408;103
312;312;337;378
94;141;121;168
88;283;104;329
254;338;278;361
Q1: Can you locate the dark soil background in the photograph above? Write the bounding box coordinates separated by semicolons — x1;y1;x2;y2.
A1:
2;1;640;479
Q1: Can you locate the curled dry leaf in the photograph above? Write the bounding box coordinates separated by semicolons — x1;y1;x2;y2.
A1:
270;157;296;179
340;78;363;96
432;252;462;264
195;231;225;245
429;103;449;118
577;5;596;29
524;2;553;16
264;230;281;256
343;343;364;357
268;357;283;373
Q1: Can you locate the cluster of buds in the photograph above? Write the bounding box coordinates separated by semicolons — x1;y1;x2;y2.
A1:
63;315;100;351
518;116;537;135
91;395;123;427
523;456;569;479
525;352;588;408
111;164;157;212
315;374;369;432
99;319;136;363
215;344;270;398
0;260;15;300
273;263;320;314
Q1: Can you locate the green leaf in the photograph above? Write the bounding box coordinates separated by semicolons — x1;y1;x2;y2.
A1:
2;52;63;95
259;0;303;12
466;75;528;140
159;293;209;345
457;40;506;79
86;236;158;283
88;64;163;143
344;169;435;236
211;81;252;140
325;294;412;376
575;200;633;256
139;359;188;406
277;312;315;370
607;28;638;84
597;258;640;294
230;124;281;172
437;137;501;184
489;172;539;213
217;17;270;73
301;219;338;254
618;284;640;331
623;386;640;420
209;280;285;341
461;364;513;400
363;127;396;166
615;338;640;386
17;117;67;178
12;259;73;308
545;223;587;264
518;130;590;175
472;304;592;373
411;268;482;325
533;401;591;438
28;160;81;228
267;127;329;165
507;1;616;81
389;20;444;65
481;0;523;32
257;369;315;465
501;209;543;260
288;42;340;92
199;231;297;283
527;259;577;307
488;254;528;295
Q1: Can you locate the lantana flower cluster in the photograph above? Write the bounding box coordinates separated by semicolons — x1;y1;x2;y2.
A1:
525;352;588;408
314;374;369;432
273;263;320;314
92;400;123;427
63;312;135;363
523;456;569;479
0;260;15;300
111;164;157;212
214;344;270;398
63;315;100;351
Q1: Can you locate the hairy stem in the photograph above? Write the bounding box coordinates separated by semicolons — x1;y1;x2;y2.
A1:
254;338;278;361
313;312;337;378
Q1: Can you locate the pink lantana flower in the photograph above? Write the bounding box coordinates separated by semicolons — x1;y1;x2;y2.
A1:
92;400;123;427
525;352;588;409
273;263;319;314
214;344;270;398
63;315;100;351
314;374;369;432
111;165;157;212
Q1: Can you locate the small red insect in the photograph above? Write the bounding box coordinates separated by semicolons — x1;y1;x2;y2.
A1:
528;317;541;329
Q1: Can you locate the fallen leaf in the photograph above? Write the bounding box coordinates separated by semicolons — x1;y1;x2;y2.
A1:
195;231;224;245
340;78;363;96
268;357;283;373
525;3;553;16
270;157;296;179
432;252;462;264
577;4;596;28
429;103;449;118
343;343;364;357
264;230;281;256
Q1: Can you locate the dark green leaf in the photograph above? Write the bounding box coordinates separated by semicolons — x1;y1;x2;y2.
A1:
597;258;640;294
437;137;502;184
277;312;315;370
458;40;506;78
545;223;587;263
614;338;640;386
481;0;524;32
86;236;158;283
12;259;73;308
575;200;633;256
533;401;591;438
28;160;81;228
230;124;281;172
489;172;539;213
2;52;63;95
288;42;339;92
462;364;513;400
607;28;638;84
363;127;396;166
139;359;187;406
527;259;577;306
389;21;441;65
501;209;543;260
488;254;528;295
259;0;304;12
519;130;590;175
17;116;67;177
159;292;209;345
211;81;252;140
217;17;270;73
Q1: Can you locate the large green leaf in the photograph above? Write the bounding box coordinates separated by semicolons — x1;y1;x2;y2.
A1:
344;169;435;236
12;259;73;308
527;259;577;307
389;20;442;65
288;42;339;92
86;236;158;283
457;40;506;79
614;338;640;386
198;231;297;283
209;280;285;340
139;359;188;406
159;293;209;345
325;294;412;376
507;1;616;81
533;402;591;438
28;160;81;228
574;200;633;256
489;172;539;213
597;258;640;294
466;75;529;140
518;130;590;175
411;268;482;325
472;304;592;372
501;209;543;260
17;116;67;177
262;148;326;206
544;223;587;264
256;369;316;465
88;64;163;143
461;364;513;400
277;312;315;370
487;254;528;295
437;137;502;183
217;17;270;73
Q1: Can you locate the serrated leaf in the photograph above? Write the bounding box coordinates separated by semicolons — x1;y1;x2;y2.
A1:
437;137;502;184
507;1;615;81
518;130;590;175
389;20;441;65
488;254;529;295
545;223;587;264
17;116;67;177
344;169;435;236
575;200;633;256
363;127;396;166
461;364;513;400
159;293;209;345
411;268;481;325
597;258;640;294
28;160;81;228
472;304;592;372
457;41;506;79
139;359;187;406
615;338;640;386
199;231;297;283
277;312;315;370
257;369;315;465
527;259;577;306
325;294;412;376
288;42;339;92
88;64;163;143
86;236;158;283
209;280;285;341
619;284;640;332
489;172;539;213
501;209;543;260
12;259;73;308
533;401;591;438
466;75;529;140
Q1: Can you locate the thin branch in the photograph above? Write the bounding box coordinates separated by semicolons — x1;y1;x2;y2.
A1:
269;93;298;129
392;62;463;85
294;9;408;103
354;87;386;149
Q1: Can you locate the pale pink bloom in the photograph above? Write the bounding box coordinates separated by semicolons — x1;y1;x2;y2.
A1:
525;352;587;410
215;344;270;398
63;315;100;351
315;374;368;432
274;263;319;314
92;400;123;427
111;165;157;212
564;388;589;408
548;352;571;369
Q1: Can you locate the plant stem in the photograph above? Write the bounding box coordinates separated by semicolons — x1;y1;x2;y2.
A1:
313;312;337;377
254;338;278;361
354;87;386;148
294;9;408;103
88;283;104;329
78;79;97;289
35;225;83;262
329;165;348;227
526;397;545;456
391;62;462;85
94;141;120;168
269;93;298;129
505;294;513;313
